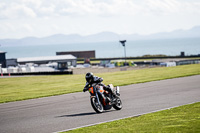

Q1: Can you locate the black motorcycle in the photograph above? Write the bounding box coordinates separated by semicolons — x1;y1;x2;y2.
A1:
84;83;122;113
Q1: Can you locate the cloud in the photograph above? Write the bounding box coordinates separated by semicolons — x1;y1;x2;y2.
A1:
1;0;200;19
144;0;200;15
0;2;37;19
53;0;145;18
0;0;200;39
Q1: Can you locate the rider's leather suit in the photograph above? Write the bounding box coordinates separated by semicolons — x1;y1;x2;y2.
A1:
83;76;113;95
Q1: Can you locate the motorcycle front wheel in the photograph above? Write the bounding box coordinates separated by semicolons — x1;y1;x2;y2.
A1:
91;97;104;113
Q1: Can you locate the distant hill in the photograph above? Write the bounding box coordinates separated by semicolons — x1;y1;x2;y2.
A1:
1;26;200;46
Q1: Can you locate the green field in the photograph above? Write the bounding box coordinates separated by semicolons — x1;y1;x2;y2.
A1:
0;64;200;103
67;102;200;133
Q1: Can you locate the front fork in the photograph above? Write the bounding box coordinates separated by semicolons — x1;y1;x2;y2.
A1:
91;87;106;106
95;92;101;106
93;87;101;106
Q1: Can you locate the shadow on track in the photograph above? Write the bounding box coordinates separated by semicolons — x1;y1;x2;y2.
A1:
56;110;115;118
56;112;96;118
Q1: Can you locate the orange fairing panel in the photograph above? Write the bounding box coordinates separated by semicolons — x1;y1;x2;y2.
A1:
89;87;94;94
100;89;104;93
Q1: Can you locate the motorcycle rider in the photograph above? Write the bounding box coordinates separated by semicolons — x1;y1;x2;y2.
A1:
83;72;116;103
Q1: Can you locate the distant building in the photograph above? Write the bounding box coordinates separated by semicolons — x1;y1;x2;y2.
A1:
7;58;18;67
56;50;95;58
17;55;77;69
0;51;6;68
180;51;185;57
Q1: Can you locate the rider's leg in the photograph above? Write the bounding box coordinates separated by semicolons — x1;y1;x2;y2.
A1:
101;83;113;93
101;83;117;102
98;83;114;104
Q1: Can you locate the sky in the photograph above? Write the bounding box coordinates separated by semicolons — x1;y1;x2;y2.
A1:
0;0;200;39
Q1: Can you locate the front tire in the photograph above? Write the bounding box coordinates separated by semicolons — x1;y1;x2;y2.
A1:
113;97;122;110
91;97;103;113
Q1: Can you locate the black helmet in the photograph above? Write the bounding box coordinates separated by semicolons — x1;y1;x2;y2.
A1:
85;72;93;83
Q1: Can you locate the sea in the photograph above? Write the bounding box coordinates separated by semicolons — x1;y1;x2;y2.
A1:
1;38;200;58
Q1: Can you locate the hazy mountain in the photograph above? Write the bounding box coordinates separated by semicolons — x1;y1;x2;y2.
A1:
143;26;200;39
1;26;200;46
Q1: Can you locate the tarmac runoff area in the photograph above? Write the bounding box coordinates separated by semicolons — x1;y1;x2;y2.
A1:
0;75;200;133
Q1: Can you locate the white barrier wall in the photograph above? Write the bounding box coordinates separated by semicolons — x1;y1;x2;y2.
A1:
160;62;176;67
7;67;18;73
1;68;7;73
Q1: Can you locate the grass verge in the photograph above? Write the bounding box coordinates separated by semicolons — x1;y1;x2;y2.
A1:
0;64;200;103
66;102;200;133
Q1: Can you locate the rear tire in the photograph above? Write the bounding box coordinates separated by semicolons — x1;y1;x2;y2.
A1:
91;97;103;113
113;97;122;110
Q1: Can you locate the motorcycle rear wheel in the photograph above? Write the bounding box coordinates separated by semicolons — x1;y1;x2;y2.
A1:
113;97;122;110
91;97;104;113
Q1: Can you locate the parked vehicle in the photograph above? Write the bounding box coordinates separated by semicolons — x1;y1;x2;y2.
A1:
84;83;122;113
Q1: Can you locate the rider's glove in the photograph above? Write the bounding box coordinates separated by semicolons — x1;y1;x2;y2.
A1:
98;78;103;82
83;88;87;92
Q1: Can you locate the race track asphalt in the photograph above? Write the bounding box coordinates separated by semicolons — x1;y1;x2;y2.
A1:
0;75;200;133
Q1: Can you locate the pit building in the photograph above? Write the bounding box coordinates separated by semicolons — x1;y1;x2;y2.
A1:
56;50;95;58
0;51;6;68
